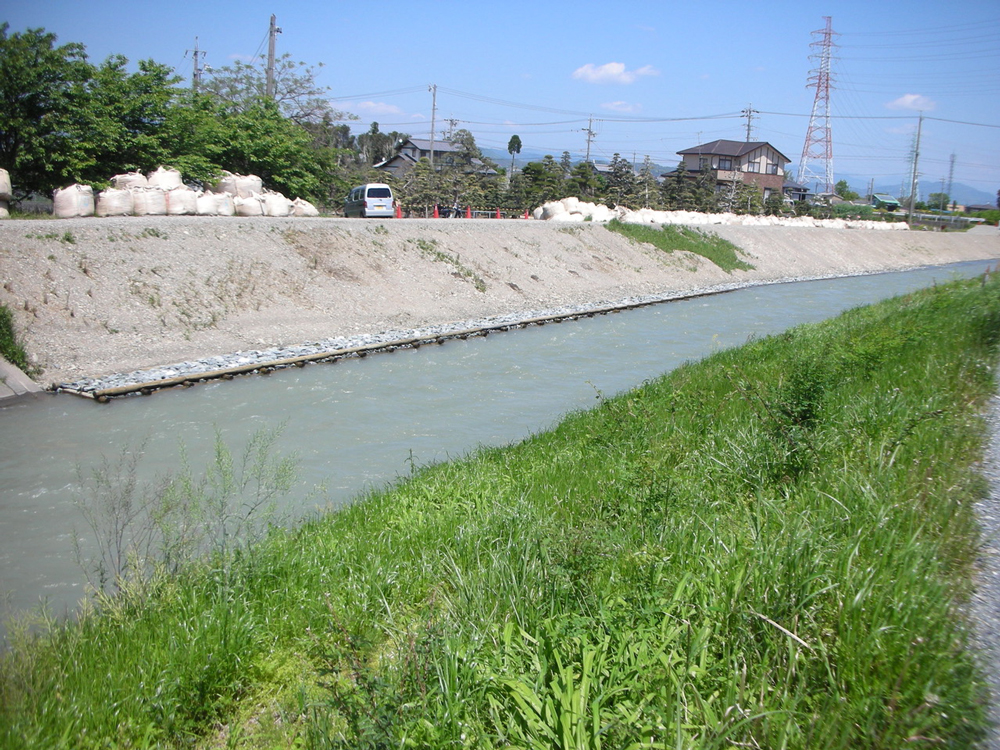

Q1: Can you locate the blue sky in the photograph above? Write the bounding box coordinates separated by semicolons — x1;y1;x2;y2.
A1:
5;0;999;200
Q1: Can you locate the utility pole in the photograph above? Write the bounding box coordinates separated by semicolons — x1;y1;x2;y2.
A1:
798;16;838;194
428;84;437;170
186;37;206;92
907;111;923;223
265;15;281;99
741;103;759;142
947;152;956;205
444;117;459;141
583;116;595;163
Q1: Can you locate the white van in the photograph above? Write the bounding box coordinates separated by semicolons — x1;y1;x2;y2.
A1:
344;183;394;218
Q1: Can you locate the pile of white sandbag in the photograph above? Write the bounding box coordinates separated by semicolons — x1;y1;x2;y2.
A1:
52;166;321;219
532;197;910;231
0;168;11;219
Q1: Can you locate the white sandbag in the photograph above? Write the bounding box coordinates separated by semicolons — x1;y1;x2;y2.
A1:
234;194;264;216
53;184;95;218
263;191;293;217
96;187;133;217
539;201;567;220
0;200;8;219
0;168;11;201
214;171;263;198
147;166;183;191
130;186;167;216
196;191;219;216
292;197;319;217
215;192;235;216
110;171;147;190
165;187;198;215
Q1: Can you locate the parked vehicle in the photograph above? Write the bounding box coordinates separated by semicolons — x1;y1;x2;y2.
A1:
344;183;394;218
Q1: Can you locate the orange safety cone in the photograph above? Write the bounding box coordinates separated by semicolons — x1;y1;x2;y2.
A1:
465;205;472;219
495;208;501;219
395;202;402;219
433;204;439;219
523;208;529;219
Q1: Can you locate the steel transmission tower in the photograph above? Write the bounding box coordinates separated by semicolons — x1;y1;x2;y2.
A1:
797;17;838;194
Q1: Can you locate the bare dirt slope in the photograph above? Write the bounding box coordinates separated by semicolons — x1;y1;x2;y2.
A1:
1;216;997;384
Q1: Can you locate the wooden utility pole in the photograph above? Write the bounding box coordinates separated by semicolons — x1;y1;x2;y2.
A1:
741;103;759;141
583;116;595;163
428;84;437;170
907;112;923;223
265;15;281;99
187;37;206;92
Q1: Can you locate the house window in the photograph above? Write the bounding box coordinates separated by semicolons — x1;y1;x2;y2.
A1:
763;188;772;200
745;161;760;173
719;157;733;170
698;156;710;170
767;163;779;175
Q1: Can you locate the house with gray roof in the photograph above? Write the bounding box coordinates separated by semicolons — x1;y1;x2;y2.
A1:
670;139;791;202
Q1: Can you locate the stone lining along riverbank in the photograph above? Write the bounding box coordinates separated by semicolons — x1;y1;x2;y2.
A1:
0;216;997;393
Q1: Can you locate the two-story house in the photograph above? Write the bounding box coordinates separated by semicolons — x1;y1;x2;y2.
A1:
672;139;791;202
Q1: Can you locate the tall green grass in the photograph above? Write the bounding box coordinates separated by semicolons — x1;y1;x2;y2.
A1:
605;219;754;272
2;273;999;748
0;304;33;374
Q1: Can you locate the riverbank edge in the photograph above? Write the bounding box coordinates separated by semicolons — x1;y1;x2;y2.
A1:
47;263;993;400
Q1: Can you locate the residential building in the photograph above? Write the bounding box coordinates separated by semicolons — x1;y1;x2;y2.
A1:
670;139;791;202
374;138;497;179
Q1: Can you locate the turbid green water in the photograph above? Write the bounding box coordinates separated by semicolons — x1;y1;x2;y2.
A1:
0;261;992;629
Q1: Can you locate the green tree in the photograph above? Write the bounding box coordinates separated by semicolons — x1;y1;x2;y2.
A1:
521;155;565;207
635;155;661;209
76;56;180;184
201;54;351;126
0;23;92;200
559;151;573;179
835;179;860;201
764;189;786;216
356;122;406;165
927;192;950;211
566;162;603;200
506;134;522;183
662;161;693;210
606;153;636;207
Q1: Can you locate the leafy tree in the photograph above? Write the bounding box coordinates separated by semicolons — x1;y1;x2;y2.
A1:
356;122;406;165
835;179;860;201
506;134;522;182
692;167;719;212
927;192;950;211
996;188;999;210
0;23;91;200
201;54;351;126
77;56;180;184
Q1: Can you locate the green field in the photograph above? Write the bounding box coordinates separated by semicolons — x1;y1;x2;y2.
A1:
3;272;999;748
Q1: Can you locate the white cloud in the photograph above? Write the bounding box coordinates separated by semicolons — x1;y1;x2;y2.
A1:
353;101;403;116
572;62;659;84
886;93;936;111
602;100;642;113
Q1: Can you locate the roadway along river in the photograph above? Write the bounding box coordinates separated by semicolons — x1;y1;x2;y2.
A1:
0;260;993;630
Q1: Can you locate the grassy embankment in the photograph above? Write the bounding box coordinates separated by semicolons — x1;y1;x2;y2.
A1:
605;219;754;273
3;272;1000;748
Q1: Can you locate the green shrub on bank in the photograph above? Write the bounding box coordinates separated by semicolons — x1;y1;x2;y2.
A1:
0;304;33;374
3;273;999;748
605;219;754;272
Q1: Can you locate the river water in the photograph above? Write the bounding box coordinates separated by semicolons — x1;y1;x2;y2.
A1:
0;261;993;628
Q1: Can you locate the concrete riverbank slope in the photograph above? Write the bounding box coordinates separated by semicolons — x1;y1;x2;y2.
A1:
1;216;997;384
